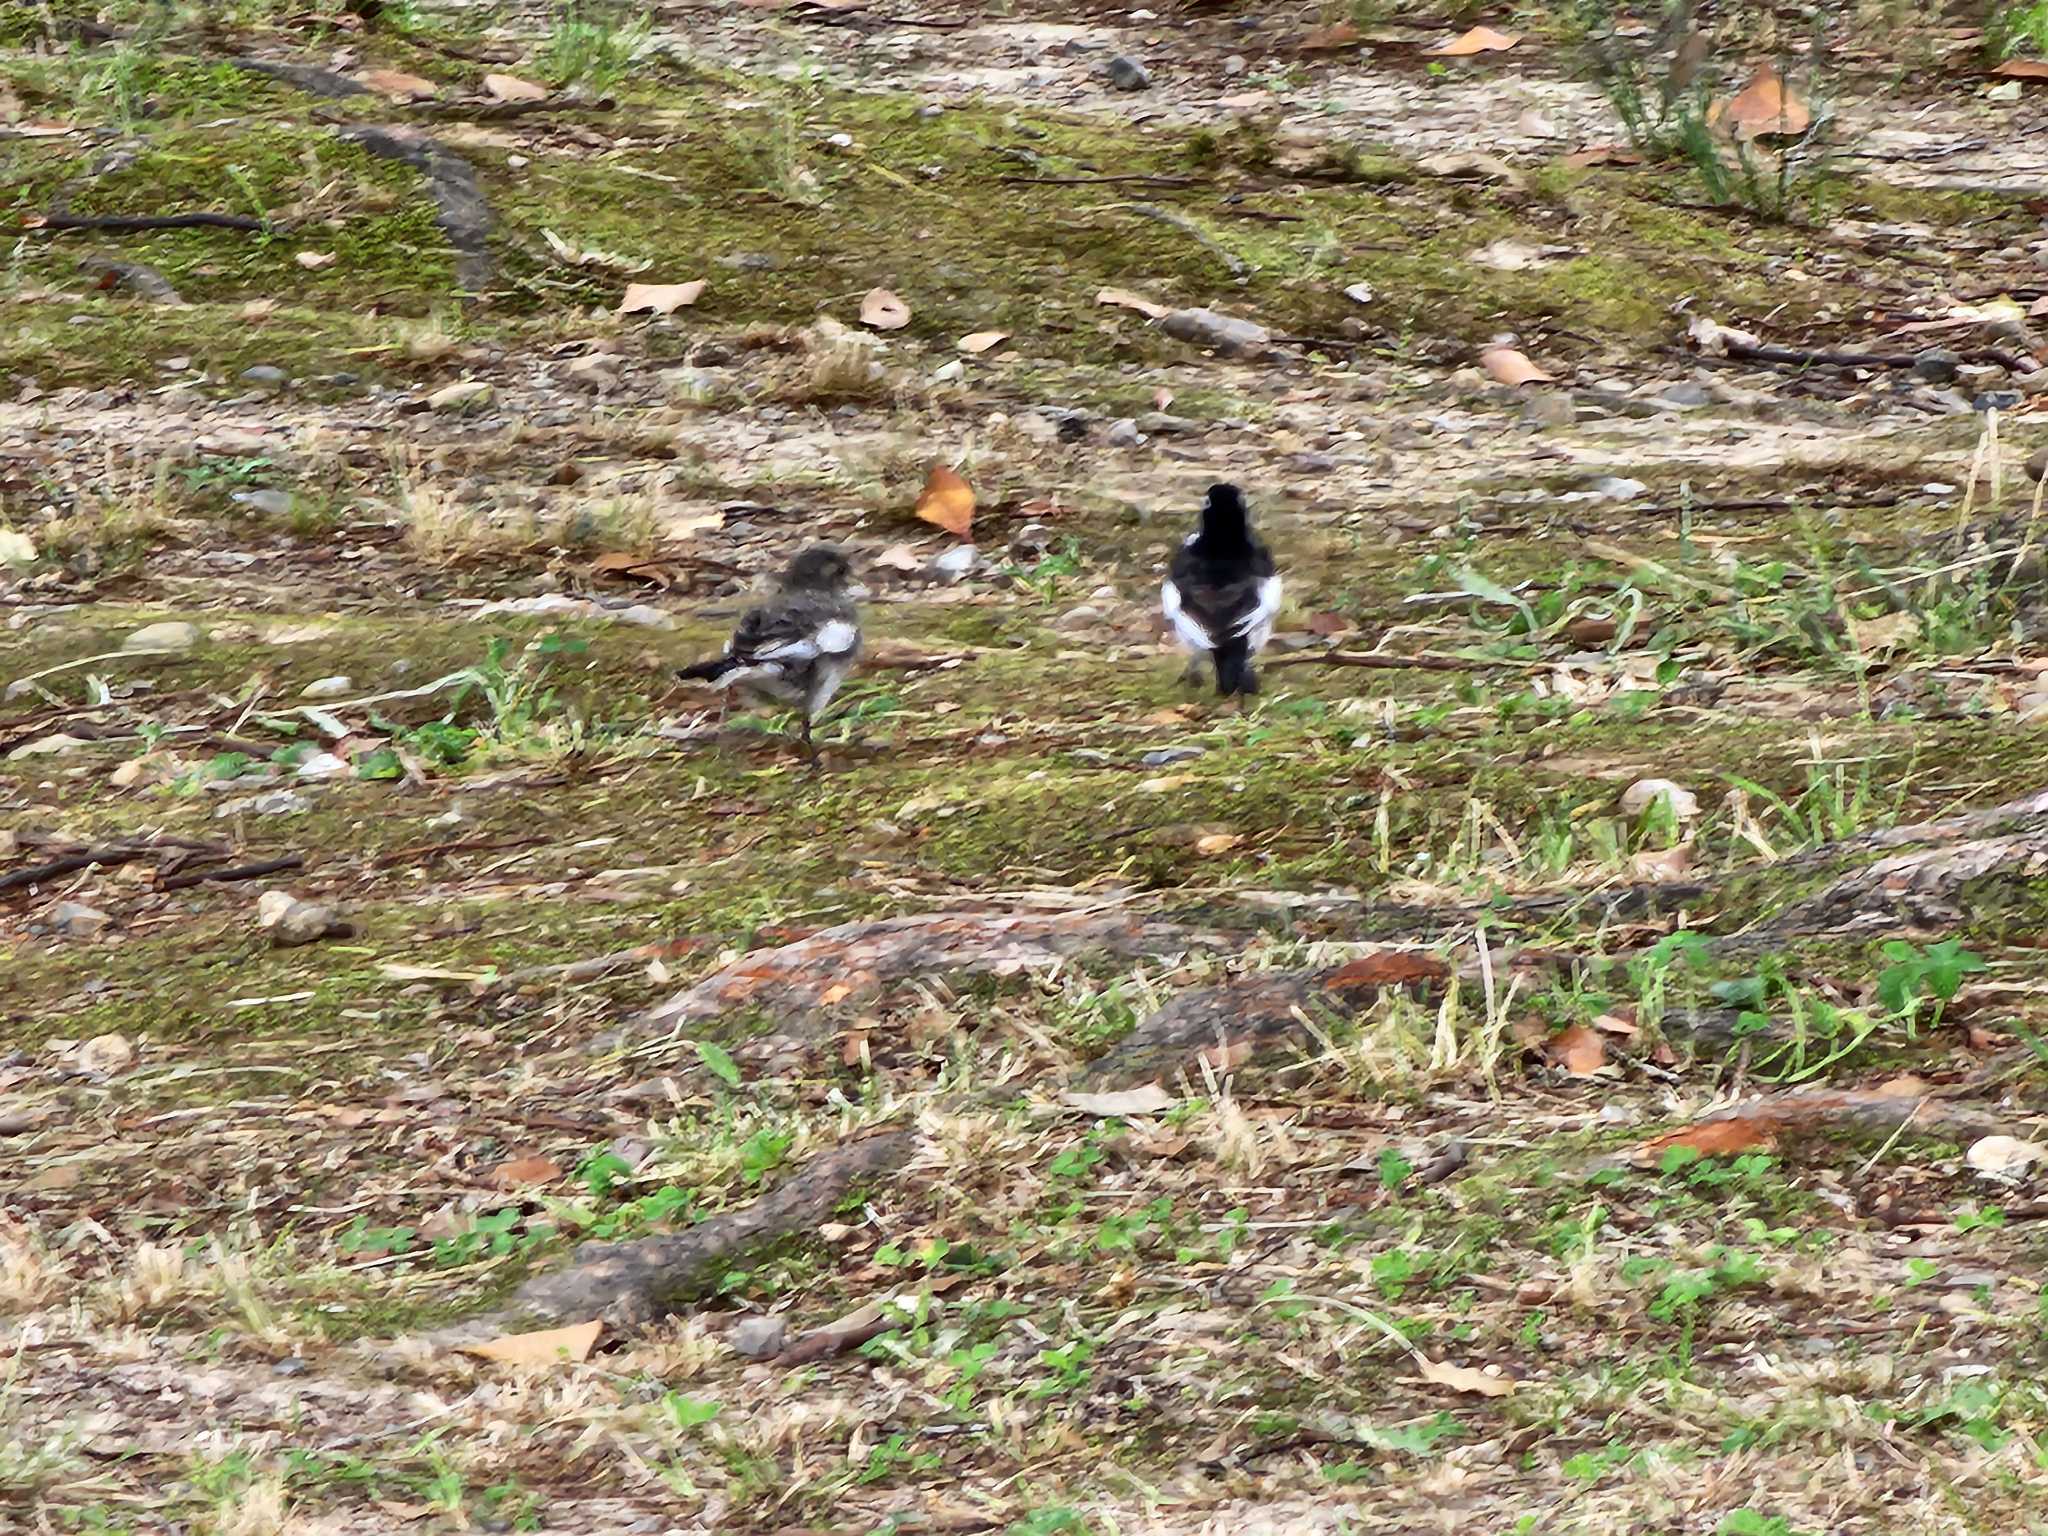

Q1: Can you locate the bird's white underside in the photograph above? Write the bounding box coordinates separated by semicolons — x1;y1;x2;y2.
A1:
1160;576;1283;653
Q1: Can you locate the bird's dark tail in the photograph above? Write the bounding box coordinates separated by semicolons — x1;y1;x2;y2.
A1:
1213;637;1259;697
676;656;735;683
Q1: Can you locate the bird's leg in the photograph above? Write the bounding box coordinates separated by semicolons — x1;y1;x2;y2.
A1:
801;712;817;771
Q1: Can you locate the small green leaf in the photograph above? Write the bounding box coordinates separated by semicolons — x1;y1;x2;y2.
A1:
355;747;403;781
695;1040;741;1088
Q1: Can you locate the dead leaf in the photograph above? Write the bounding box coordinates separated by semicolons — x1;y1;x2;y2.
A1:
1417;151;1526;189
1592;1010;1638;1037
1325;952;1450;989
241;298;278;322
1992;59;2048;81
1480;346;1554;386
1547;1023;1607;1076
1196;1038;1255;1073
491;1155;563;1188
819;981;856;1006
591;551;680;589
914;463;975;539
1063;1084;1176;1117
483;72;548;102
1711;63;1813;139
1427;25;1520;56
619;280;705;316
1193;832;1242;856
294;251;336;271
1096;286;1171;319
1305;611;1350;636
1629;842;1694;883
958;329;1009;354
1419;1357;1515;1396
462;1319;602;1366
860;287;910;330
1636;1118;1779;1163
1847;609;1919;657
357;68;439;99
1299;21;1361;51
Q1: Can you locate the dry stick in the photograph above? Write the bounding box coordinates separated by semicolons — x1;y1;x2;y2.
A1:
1105;202;1249;277
1265;650;1534;674
480;939;699;992
0;846;154;895
156;855;304;892
27;212;266;233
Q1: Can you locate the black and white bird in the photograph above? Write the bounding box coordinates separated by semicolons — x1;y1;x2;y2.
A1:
1161;483;1281;697
676;545;862;765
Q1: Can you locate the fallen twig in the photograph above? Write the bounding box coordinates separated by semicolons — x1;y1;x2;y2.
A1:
1265;650;1535;674
480;939;704;993
1;846;154;895
156;855;304;892
1107;202;1249;278
25;212;267;234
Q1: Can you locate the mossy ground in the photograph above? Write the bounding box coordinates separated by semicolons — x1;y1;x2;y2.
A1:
7;6;2048;1534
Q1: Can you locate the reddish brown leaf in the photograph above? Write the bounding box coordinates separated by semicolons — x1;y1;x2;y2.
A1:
1300;21;1361;51
1547;1023;1607;1076
357;68;439;99
492;1155;563;1188
914;463;975;539
1992;59;2048;81
1325;951;1450;990
1427;25;1520;56
1711;63;1812;138
1637;1118;1778;1163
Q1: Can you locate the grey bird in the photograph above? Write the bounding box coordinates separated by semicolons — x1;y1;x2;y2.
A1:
677;545;862;765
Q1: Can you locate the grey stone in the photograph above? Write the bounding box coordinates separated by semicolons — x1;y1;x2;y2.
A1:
1009;523;1056;560
427;380;493;412
239;365;288;389
730;1315;788;1359
49;901;111;938
1136;411;1202;436
1158;307;1270;359
216;790;309;818
930;545;977;581
1053;604;1106;632
1107;417;1142;446
1106;55;1151;90
1141;747;1205;767
1912;348;1963;384
123;621;200;652
1518;391;1575;430
229;489;293;516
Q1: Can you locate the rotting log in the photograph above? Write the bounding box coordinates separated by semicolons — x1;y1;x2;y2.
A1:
490;1130;914;1331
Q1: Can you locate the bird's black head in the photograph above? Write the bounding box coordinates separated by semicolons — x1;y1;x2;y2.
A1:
1199;483;1252;546
779;544;855;593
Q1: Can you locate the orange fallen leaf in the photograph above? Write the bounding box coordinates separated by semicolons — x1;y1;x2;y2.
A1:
483;73;548;102
1480;345;1553;386
619;280;705;315
958;329;1009;354
1193;832;1242;856
1636;1118;1779;1163
492;1155;563;1188
1428;25;1520;56
914;462;975;539
1711;63;1812;139
860;287;910;330
1300;21;1361;51
1095;286;1171;319
1991;59;2048;81
1419;1357;1515;1396
819;981;856;1006
1547;1023;1606;1076
358;68;439;99
1325;951;1450;989
463;1319;602;1366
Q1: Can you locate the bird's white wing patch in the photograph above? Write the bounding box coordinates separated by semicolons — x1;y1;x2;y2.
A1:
1161;580;1213;652
1235;575;1283;647
814;619;859;655
754;637;818;661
